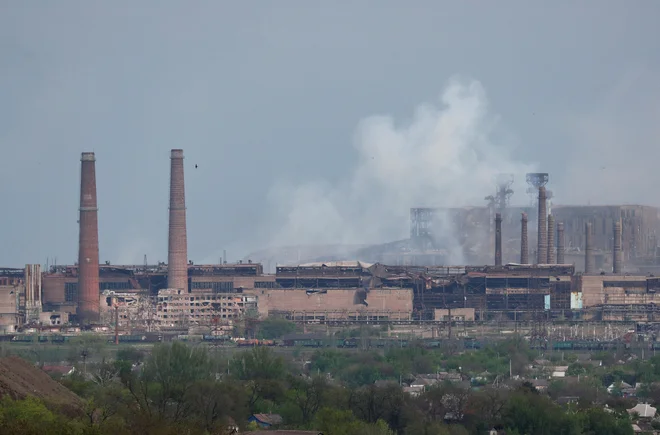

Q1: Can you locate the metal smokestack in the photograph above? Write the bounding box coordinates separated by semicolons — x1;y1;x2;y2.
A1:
78;152;100;323
521;212;529;264
537;186;548;264
585;221;595;273
547;214;556;264
168;149;188;291
557;222;565;264
613;219;623;274
495;213;502;266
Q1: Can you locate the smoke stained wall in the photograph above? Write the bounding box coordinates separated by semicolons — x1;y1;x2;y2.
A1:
168;149;188;292
78;152;100;322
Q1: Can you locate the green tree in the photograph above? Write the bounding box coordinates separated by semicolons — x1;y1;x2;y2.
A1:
230;346;286;412
0;397;76;435
580;407;633;435
257;317;296;339
129;341;213;423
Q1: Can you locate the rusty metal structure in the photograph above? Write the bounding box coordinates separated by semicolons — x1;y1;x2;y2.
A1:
585;221;595;273
77;152;100;323
168;149;188;292
495;213;502;266
557;222;565;264
547;214;556;264
521;212;529;264
613;219;623;274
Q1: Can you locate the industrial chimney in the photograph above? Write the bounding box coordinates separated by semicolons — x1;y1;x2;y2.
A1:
613;219;623;274
495;213;502;266
557;222;565;264
168;149;188;291
537;186;548;264
585;221;595;273
78;152;100;323
520;212;529;264
547;214;556;264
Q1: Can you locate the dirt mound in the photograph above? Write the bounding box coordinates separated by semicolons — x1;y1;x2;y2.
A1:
0;356;82;410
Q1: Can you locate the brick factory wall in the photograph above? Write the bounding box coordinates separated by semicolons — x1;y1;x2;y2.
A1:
251;288;413;319
579;275;653;307
435;308;475;321
0;286;19;332
42;275;66;304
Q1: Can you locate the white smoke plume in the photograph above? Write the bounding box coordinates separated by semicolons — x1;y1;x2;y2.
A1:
265;77;537;261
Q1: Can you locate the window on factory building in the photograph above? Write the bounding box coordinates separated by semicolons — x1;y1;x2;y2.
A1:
190;281;234;292
64;282;78;302
99;281;131;291
255;281;277;288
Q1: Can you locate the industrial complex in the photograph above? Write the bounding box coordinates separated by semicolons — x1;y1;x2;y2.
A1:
2;150;660;341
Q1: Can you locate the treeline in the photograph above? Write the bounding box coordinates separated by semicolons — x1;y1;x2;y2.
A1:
0;341;637;435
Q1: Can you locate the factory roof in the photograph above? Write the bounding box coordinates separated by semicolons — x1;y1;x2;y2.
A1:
296;260;373;268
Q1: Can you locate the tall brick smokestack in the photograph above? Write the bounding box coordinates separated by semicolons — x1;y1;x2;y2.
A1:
585;221;595;273
537;186;548;264
521;212;529;264
557;222;565;264
78;152;100;323
613;219;623;274
547;214;556;264
495;213;502;266
168;149;188;291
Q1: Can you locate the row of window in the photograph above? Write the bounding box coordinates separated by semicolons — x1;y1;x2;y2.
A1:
190;281;234;291
64;282;132;302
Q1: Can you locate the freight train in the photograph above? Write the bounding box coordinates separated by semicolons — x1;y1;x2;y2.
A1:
3;333;637;352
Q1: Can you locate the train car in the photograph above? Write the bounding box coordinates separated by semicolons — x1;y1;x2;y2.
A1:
11;335;36;343
118;335;146;343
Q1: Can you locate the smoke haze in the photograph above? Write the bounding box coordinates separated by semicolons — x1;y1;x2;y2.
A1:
1;3;659;267
265;78;536;255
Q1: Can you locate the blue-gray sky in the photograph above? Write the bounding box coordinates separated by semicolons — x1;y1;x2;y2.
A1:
1;1;659;267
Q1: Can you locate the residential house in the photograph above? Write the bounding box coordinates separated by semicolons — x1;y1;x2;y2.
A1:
247;431;322;435
247;432;322;435
530;379;549;393
628;403;657;419
552;366;568;378
403;385;424;397
248;414;283;429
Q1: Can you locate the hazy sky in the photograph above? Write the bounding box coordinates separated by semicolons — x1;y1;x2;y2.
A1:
1;1;659;267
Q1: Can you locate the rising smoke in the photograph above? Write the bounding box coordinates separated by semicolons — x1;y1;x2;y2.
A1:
265;77;536;261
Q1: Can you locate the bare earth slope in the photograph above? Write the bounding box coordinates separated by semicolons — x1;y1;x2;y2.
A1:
0;356;82;410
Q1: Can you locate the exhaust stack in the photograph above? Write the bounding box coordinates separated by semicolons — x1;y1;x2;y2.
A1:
168;149;188;292
537;186;548;264
520;212;529;264
585;221;595;273
547;214;556;264
495;213;502;266
78;152;100;322
557;222;565;264
613;219;623;274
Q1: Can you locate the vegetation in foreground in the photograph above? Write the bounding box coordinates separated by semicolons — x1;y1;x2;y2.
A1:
0;334;648;435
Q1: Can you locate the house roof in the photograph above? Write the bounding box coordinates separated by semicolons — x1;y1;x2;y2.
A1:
628;403;657;418
250;414;284;425
247;431;322;435
531;379;549;387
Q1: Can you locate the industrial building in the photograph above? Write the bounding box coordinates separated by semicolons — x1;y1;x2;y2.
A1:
4;152;660;335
